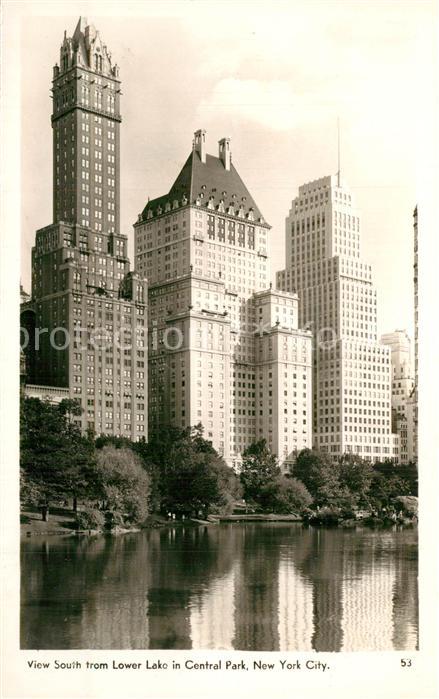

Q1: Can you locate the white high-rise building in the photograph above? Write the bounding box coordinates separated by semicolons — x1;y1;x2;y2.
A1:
134;131;312;468
277;174;398;461
381;330;415;463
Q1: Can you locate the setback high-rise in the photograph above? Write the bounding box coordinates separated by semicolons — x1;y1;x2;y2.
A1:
277;175;398;461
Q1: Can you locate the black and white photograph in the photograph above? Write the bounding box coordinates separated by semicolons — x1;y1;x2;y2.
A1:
1;1;438;698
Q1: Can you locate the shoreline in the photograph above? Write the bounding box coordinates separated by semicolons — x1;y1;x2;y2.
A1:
20;507;417;537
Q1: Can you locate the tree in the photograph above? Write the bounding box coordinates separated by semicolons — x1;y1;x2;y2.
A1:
292;449;341;506
136;424;240;516
372;461;418;497
338;454;373;503
58;398;83;421
208;456;243;515
20;397;96;519
135;425;188;512
190;423;217;454
240;439;280;504
259;476;312;514
160;453;220;517
95;446;150;524
95;434;133;450
369;471;412;508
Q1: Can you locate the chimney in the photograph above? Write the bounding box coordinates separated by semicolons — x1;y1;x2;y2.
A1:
218;138;231;170
193;129;206;164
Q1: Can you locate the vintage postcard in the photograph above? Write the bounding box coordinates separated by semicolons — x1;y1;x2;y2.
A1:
1;1;438;698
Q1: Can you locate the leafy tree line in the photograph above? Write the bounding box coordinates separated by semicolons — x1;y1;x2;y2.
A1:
239;442;417;515
20;398;417;528
291;448;417;514
20;398;241;527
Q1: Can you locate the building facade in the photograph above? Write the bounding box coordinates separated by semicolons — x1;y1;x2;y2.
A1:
277;175;398;461
134;131;312;468
381;330;415;463
28;17;147;439
23;384;70;404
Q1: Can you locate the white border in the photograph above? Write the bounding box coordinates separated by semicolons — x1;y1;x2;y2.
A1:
1;2;438;698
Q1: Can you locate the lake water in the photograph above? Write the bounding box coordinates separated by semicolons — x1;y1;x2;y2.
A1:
21;523;418;651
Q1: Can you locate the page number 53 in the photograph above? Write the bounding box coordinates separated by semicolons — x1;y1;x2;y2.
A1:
401;659;412;668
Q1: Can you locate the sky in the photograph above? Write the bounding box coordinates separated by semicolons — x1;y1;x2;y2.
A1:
18;0;437;341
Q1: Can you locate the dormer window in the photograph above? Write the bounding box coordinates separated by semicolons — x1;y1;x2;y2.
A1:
94;54;103;72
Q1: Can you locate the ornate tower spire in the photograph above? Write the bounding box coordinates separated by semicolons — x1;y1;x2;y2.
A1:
51;17;121;236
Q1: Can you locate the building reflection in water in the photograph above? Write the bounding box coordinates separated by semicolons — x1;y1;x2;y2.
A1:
21;524;418;651
292;527;345;651
147;526;235;649
278;551;313;651
391;532;419;651
341;534;396;650
232;524;283;651
190;565;236;650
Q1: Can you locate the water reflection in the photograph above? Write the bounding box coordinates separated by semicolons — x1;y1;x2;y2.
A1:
21;524;418;651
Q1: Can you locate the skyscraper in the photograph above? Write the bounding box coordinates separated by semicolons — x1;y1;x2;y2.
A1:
381;330;414;464
277;175;398;461
28;17;147;439
134;131;312;467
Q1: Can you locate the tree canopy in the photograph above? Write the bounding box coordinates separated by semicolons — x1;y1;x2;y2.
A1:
20;397;95;509
136;424;240;516
293;448;417;510
258;476;312;514
95;445;150;524
292;449;341;505
240;439;281;504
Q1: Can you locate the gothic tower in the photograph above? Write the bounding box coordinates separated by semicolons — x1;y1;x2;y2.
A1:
30;18;147;439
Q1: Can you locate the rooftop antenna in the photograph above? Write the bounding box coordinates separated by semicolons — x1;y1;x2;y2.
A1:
337;117;341;187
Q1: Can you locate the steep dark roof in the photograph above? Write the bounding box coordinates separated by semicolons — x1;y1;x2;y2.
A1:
139;150;268;225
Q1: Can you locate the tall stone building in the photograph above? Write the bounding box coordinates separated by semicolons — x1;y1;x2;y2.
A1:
277;175;398;461
29;17;147;439
134;131;312;468
381;330;415;463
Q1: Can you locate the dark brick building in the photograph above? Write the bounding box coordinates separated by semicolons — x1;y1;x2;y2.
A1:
28;17;147;439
